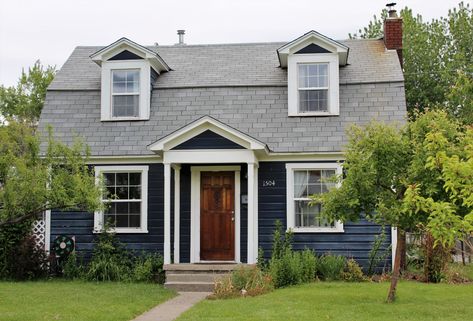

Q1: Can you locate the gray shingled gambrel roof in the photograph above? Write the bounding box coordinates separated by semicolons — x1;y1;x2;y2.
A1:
48;39;404;91
40;38;406;156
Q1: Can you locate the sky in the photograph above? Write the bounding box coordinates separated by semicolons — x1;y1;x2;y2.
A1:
0;0;467;86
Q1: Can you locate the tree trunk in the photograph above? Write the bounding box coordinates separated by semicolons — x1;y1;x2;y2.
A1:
387;228;404;303
400;232;407;271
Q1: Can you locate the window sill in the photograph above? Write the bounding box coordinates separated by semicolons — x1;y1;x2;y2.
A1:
101;117;149;122
289;227;345;233
288;111;339;117
93;228;149;234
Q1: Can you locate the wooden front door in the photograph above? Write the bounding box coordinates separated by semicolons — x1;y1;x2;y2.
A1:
200;171;235;261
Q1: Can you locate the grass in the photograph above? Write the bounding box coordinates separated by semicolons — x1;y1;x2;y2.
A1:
0;280;175;321
177;281;473;321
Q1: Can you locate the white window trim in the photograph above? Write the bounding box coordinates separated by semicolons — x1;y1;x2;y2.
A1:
288;53;339;117
94;165;149;233
100;60;150;121
286;163;344;233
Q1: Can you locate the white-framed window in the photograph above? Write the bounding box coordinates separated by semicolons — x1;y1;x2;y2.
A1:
100;60;151;121
288;54;339;116
286;163;344;233
111;69;140;118
94;165;149;233
298;63;329;112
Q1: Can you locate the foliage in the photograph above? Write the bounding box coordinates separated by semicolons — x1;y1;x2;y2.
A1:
351;3;473;120
367;229;392;276
349;9;387;39
0;280;174;321
256;246;267;271
62;251;85;280
0;220;33;278
422;233;450;283
178;282;473;321
269;248;316;288
312;110;473;300
342;259;365;282
132;252;165;283
444;263;473;283
7;235;49;280
86;228;132;282
317;254;346;281
0;60;55;124
271;220;293;260
0;121;103;227
213;266;273;299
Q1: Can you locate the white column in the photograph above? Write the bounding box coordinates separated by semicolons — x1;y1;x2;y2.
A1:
247;162;258;264
172;165;181;264
164;163;171;265
391;226;397;270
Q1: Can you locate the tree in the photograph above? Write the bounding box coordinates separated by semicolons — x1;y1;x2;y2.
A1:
349;9;387;39
0;60;56;125
350;2;473;120
0;121;103;227
312;110;473;302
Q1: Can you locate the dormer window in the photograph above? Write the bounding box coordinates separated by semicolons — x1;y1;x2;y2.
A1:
112;69;140;118
277;31;349;117
89;37;170;122
298;63;329;112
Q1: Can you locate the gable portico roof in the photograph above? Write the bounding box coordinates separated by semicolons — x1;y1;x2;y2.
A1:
148;115;268;152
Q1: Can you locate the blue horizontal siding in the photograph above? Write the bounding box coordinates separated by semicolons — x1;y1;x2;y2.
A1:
258;161;392;271
50;164;165;260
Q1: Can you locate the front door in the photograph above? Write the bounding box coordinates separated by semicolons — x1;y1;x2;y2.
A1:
200;171;235;261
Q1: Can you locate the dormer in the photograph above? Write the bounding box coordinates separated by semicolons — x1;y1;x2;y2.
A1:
90;38;170;121
278;31;349;117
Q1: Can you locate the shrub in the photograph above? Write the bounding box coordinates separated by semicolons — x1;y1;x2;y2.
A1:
367;229;391;276
63;251;85;280
132;252;165;283
213;266;273;299
269;248;317;288
8;235;49;280
342;259;365;282
317;254;346;281
86;228;132;282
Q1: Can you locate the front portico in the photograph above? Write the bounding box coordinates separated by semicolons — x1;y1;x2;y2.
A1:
149;116;266;265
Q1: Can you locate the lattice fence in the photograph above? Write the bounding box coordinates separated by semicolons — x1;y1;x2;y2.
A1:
32;211;50;251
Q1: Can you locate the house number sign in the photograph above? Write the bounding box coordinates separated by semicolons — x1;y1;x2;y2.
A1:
262;179;276;187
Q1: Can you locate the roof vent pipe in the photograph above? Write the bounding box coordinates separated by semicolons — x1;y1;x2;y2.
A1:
386;2;398;18
177;30;186;45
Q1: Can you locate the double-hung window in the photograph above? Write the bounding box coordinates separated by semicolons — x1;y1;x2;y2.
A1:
111;69;140;118
298;63;329;112
94;165;148;233
286;163;344;233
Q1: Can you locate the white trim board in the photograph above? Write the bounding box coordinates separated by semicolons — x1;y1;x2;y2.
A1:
190;165;241;263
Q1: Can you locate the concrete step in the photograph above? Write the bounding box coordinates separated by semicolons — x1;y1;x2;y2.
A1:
164;263;242;272
166;273;224;283
165;281;214;292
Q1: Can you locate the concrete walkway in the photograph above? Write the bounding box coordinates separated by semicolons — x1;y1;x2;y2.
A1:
132;292;210;321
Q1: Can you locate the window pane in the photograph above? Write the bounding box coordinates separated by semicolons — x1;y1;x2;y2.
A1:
129;186;141;199
115;202;129;214
115;214;128;228
295;200;333;228
298;64;328;89
103;173;115;186
130;202;141;214
112;95;139;117
129;215;141;228
116;173;128;186
129;173;141;185
113;70;140;93
299;89;328;112
293;171;308;198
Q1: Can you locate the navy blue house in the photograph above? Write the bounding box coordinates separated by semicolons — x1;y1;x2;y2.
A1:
39;22;405;272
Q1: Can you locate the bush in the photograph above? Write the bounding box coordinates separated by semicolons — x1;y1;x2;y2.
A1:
132;253;165;283
367;229;391;276
317;254;346;281
213;266;273;299
62;251;85;280
86;229;132;282
8;235;49;280
269;248;317;288
342;259;365;282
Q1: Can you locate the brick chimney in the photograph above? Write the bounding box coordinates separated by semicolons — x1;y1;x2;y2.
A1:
384;3;403;66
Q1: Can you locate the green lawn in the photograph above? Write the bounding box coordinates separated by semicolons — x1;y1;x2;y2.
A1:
0;280;175;321
177;281;473;321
